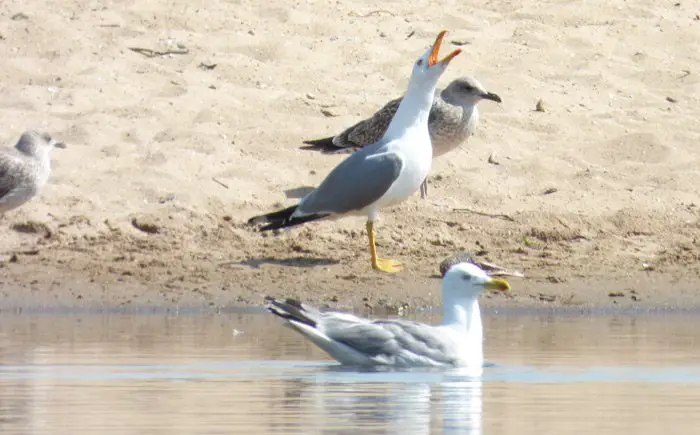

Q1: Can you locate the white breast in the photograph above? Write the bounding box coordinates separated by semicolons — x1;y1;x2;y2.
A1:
372;128;432;210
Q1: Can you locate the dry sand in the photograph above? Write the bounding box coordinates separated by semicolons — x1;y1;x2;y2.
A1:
1;0;699;312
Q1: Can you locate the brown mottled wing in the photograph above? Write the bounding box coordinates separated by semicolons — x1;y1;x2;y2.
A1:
334;97;403;148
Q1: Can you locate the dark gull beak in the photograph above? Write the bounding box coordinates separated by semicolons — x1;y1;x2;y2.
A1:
482;92;502;103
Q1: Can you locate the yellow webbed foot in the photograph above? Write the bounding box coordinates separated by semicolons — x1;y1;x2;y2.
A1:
366;220;403;273
372;258;403;273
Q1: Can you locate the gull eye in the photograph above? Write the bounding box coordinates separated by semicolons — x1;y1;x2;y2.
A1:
461;273;472;281
416;59;423;67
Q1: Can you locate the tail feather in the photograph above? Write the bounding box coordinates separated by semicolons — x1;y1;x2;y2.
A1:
265;296;320;327
266;297;374;366
247;204;329;231
300;136;357;155
300;136;336;152
247;205;297;225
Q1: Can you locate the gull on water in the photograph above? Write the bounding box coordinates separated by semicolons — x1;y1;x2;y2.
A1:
248;30;462;273
302;76;502;199
0;130;65;216
266;262;511;374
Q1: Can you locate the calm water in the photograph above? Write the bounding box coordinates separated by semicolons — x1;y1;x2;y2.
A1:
0;311;699;434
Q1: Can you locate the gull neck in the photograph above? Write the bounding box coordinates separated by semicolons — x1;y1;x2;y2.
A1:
384;75;439;140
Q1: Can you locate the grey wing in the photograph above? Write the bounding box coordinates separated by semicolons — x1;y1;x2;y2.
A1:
296;146;403;215
375;320;459;363
322;316;458;364
335;97;403;148
0;153;25;200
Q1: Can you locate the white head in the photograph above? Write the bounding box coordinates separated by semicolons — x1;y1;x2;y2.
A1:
443;76;502;106
406;30;462;90
442;262;510;303
15;130;66;157
385;30;463;138
441;262;510;372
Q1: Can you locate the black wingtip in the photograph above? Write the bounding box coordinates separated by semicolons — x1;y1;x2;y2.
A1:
299;136;355;155
265;296;317;327
301;136;335;148
265;295;304;309
258;212;329;231
247;204;298;228
247;204;330;232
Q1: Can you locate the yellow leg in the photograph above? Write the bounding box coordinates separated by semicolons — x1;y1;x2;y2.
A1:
366;221;403;273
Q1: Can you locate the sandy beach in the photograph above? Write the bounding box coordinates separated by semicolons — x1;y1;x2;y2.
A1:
1;0;699;312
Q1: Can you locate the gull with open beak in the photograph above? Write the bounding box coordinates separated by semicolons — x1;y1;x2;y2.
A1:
248;30;461;273
301;75;502;199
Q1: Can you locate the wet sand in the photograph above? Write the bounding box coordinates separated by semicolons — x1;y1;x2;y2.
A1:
1;1;699;312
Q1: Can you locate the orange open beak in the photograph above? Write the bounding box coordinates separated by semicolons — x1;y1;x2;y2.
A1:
428;30;462;67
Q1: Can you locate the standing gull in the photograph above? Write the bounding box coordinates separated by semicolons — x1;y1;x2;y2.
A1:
302;76;502;199
266;262;511;373
0;130;65;216
248;30;462;273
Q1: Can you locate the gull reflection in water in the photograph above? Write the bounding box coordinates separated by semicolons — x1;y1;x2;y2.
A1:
281;367;482;435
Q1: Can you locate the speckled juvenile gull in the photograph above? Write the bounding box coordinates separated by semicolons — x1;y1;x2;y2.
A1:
0;130;66;215
266;262;510;374
439;252;525;278
249;30;462;273
302;76;502;199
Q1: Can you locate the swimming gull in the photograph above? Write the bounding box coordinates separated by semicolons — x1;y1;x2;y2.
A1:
266;262;510;373
301;76;502;199
248;30;462;273
0;130;65;216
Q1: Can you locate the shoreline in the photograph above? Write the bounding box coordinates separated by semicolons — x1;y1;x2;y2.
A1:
3;204;700;314
2;294;700;317
3;243;700;314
